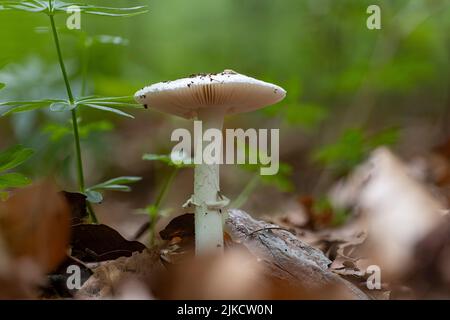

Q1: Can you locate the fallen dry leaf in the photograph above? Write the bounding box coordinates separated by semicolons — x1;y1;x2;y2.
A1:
330;147;445;279
403;215;450;298
71;224;146;263
298;195;334;230
76;248;162;299
0;182;71;273
62;192;88;225
159;213;195;241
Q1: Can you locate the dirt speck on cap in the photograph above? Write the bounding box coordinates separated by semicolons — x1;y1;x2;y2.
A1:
189;69;237;78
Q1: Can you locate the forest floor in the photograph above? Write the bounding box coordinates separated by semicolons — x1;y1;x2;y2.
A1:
0;139;449;300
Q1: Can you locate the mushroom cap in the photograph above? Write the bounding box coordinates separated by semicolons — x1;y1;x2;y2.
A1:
134;70;286;119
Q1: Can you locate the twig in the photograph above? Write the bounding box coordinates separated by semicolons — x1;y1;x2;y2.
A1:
246;226;288;238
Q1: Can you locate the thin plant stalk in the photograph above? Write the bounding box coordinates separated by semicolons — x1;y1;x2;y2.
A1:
230;174;260;209
148;167;178;246
48;0;97;223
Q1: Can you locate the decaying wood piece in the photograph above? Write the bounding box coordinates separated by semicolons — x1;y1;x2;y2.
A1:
225;209;369;299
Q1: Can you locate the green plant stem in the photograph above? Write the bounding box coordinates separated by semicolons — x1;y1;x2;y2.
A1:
48;1;98;223
86;202;98;224
48;8;74;103
149;167;178;246
81;36;89;96
230;174;260;209
70;110;85;190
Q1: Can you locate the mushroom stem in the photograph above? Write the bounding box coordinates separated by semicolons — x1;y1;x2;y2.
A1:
194;108;225;254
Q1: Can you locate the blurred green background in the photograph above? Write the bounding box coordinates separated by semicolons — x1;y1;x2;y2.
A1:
0;0;449;227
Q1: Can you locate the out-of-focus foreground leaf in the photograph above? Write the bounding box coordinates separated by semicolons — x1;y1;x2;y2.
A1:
0;182;71;273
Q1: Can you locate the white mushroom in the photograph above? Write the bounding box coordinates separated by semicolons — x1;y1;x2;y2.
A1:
135;70;286;254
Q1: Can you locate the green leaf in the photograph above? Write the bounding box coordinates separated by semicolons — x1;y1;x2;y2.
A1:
85;190;103;204
0;173;31;189
144;204;158;219
77;96;141;108
367;128;399;148
94;184;132;192
0;99;65;116
97;176;142;185
313;127;400;176
0;1;148;17
1;104;46;115
89;176;142;192
42;123;72;141
142;153;172;163
284;103;328;128
138;205;173;219
312;196;350;227
260;163;294;192
0;1;47;13
312;128;365;174
78;120;114;138
142;152;193;168
49;101;76;112
0;144;34;172
77;96;133;102
57;3;148;17
237;141;293;192
43;120;114;141
90;101;142;108
81;103;134;118
0;83;4;90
